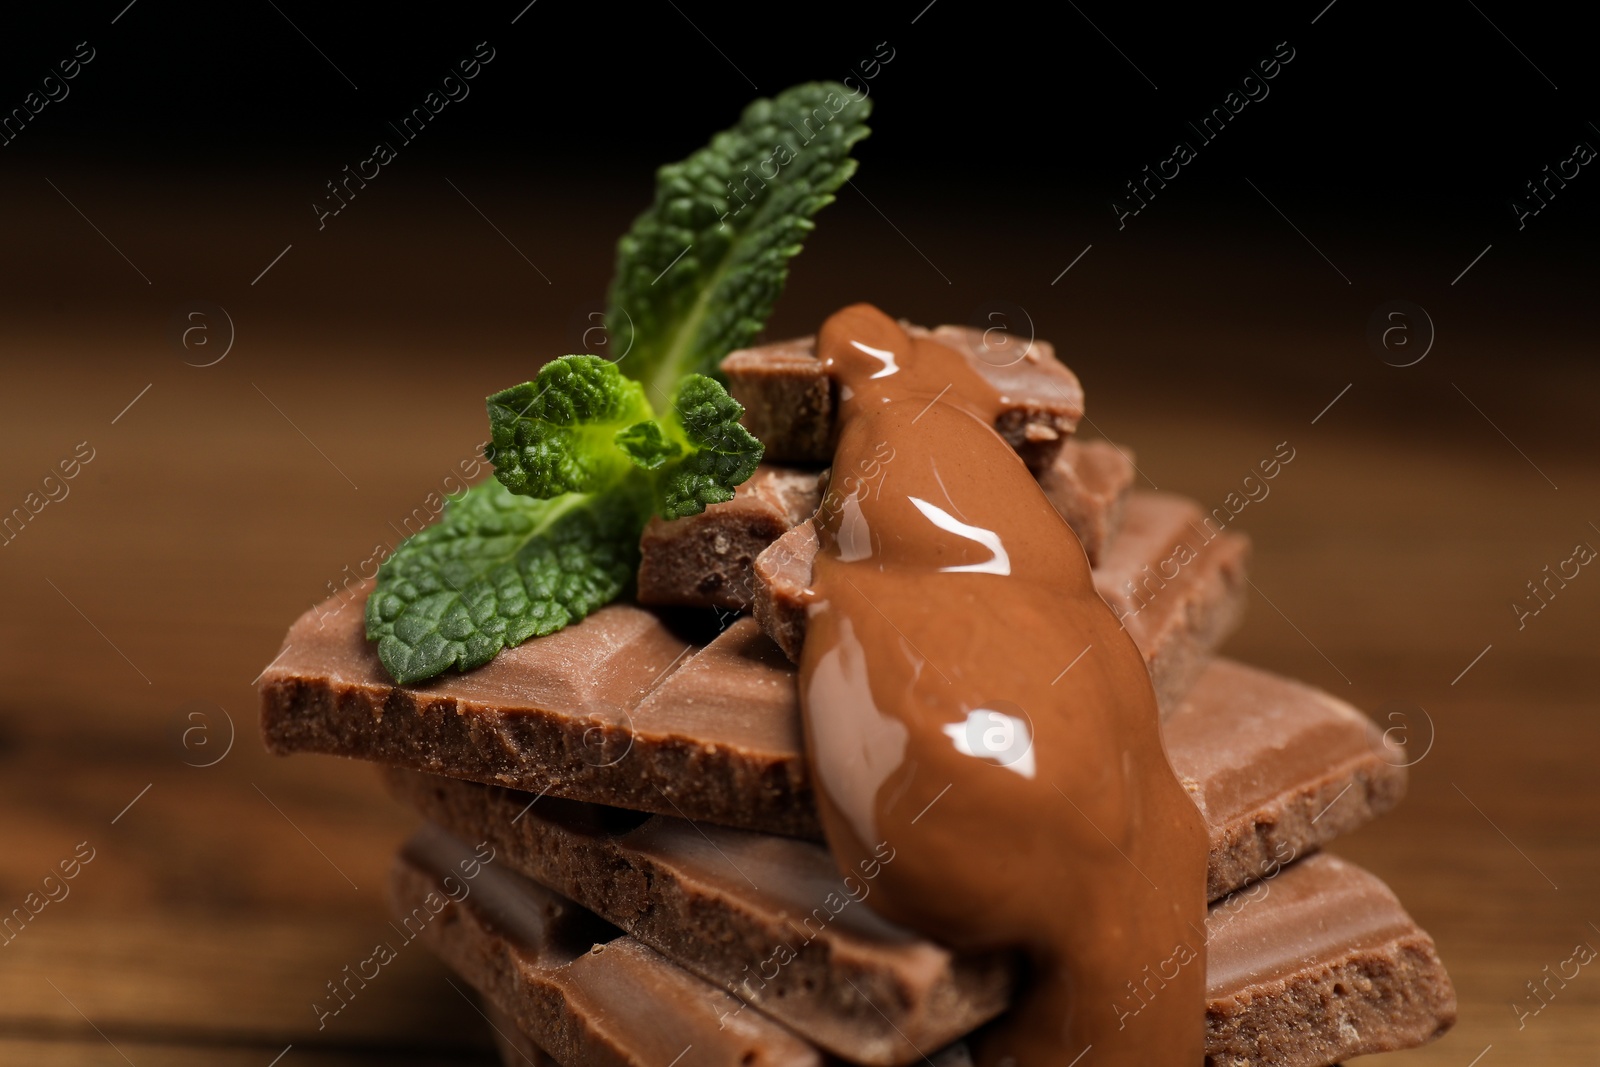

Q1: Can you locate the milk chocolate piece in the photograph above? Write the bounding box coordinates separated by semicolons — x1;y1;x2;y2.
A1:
749;520;818;662
1205;853;1456;1063
721;326;1083;470
482;1007;966;1067
401;831;1453;1067
1167;659;1408;900
637;466;823;611
719;337;833;465
262;594;818;838
391;825;822;1067
753;491;1249;717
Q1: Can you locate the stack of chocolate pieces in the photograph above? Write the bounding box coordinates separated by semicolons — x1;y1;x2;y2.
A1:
261;323;1456;1066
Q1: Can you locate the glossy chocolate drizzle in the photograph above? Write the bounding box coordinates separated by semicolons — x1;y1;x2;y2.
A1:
797;305;1207;1065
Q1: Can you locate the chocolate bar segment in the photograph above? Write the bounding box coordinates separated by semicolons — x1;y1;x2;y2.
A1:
391;825;822;1067
754;491;1249;717
260;594;820;836
626;616;812;830
719;337;833;466
382;658;1407;1057
485;1008;974;1067
257;595;823;831
751;521;818;662
400;829;1454;1067
1167;659;1408;900
637;466;823;611
721;325;1083;470
1205;853;1456;1063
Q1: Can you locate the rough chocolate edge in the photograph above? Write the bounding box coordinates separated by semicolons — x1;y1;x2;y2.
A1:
637;468;824;611
1205;933;1456;1066
721;341;834;465
261;677;818;838
751;519;816;662
636;510;792;611
386;767;1010;1065
1205;751;1408;902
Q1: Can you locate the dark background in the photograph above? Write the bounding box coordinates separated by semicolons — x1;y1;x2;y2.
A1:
6;0;1598;217
3;1;1596;411
1;3;1595;1065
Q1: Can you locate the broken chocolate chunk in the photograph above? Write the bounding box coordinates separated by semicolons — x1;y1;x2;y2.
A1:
637;466;823;611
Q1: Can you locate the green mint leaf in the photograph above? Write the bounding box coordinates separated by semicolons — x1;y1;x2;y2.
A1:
487;355;655;497
606;82;871;399
651;375;764;519
490;358;762;521
365;478;643;685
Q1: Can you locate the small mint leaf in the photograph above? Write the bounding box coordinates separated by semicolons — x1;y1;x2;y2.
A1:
487;355;654;498
365;478;643;685
653;375;764;519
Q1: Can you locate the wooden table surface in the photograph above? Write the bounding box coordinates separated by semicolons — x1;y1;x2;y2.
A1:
1;170;1595;1065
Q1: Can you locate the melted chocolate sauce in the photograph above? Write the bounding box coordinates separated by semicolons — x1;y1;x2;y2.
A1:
797;305;1207;1065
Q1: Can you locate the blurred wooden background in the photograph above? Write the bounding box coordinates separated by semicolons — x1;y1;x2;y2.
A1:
0;166;1596;1065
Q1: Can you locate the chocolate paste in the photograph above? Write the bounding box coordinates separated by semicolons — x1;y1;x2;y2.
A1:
797;306;1208;1064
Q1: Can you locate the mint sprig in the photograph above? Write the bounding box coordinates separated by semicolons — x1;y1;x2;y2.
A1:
488;356;762;521
367;82;869;685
